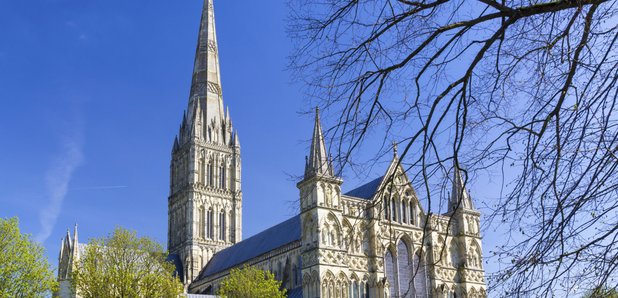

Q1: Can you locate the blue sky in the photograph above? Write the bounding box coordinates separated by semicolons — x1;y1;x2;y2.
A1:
0;0;503;282
0;0;315;263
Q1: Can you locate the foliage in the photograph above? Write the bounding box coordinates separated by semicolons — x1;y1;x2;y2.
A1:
71;227;183;298
0;217;57;297
584;287;618;298
289;0;618;296
218;265;286;298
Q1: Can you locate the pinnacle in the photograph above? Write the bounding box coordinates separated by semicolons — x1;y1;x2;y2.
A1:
305;107;334;178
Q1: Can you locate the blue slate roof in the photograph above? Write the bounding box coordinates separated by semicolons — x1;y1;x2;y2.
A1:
199;215;301;278
344;176;384;200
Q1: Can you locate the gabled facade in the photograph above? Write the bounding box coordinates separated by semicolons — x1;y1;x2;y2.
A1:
188;109;487;297
178;1;486;297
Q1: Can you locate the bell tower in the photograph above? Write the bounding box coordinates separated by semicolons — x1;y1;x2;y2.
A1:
168;0;242;284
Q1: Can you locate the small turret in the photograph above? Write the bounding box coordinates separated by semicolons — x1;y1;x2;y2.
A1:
58;238;64;261
71;224;79;258
233;130;240;148
450;162;475;211
72;224;78;245
172;136;179;153
65;229;72;248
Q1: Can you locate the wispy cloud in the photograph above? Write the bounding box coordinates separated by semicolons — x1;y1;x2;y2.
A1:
35;134;84;243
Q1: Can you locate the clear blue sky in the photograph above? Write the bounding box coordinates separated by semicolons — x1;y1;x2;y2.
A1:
0;0;502;282
0;0;316;263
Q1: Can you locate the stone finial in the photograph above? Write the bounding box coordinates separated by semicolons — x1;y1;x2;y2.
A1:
392;141;398;156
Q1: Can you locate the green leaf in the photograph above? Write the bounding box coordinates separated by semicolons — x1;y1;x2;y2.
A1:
0;217;58;297
71;226;183;298
218;265;287;298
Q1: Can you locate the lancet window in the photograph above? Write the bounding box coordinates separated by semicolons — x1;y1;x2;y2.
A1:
219;164;226;189
219;210;226;241
391;198;398;222
207;207;214;239
198;207;205;238
383;240;429;298
198;151;206;184
207;163;214;186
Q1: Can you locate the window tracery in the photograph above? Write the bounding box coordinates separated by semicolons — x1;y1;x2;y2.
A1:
383;241;429;298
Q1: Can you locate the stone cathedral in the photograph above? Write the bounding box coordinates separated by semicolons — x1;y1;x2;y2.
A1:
57;0;487;297
169;0;488;297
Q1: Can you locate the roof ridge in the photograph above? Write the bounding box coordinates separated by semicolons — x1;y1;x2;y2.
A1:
343;176;385;200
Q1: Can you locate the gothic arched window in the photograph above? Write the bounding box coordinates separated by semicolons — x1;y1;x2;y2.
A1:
198;207;205;239
296;256;302;287
219;164;226;189
384;249;396;298
397;240;412;297
469;241;482;269
383;243;430;298
450;240;460;268
391;198;398;222
364;282;369;298
207;208;214;239
207;163;214;186
351;280;359;298
412;252;429;297
198;152;206;184
219;210;226;241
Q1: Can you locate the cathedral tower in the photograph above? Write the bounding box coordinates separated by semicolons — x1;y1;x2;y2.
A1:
168;0;242;284
297;108;344;298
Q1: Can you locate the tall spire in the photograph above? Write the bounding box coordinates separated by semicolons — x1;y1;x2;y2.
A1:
189;0;225;123
305;107;334;178
450;162;475;210
169;0;242;284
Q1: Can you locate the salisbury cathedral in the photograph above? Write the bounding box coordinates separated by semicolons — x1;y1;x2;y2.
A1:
57;0;487;297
